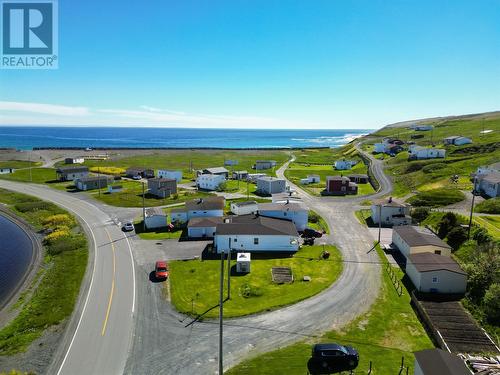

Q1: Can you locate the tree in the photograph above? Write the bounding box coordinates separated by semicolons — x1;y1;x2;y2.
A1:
437;212;458;239
412;207;430;223
483;283;500;323
472;227;492;244
465;242;500;303
447;226;468;250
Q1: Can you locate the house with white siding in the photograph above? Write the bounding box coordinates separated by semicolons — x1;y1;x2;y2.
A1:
371;197;411;226
475;172;500;198
0;167;15;174
230;201;258;215
409;146;445;160
334;160;357;170
443;136;472;146
144;207;167;229
197;174;225;191
187;217;224;238
406;252;467;294
171;197;225;223
75;176;112;191
157;169;182;182
300;175;320;185
392;226;452;259
256;177;286;195
199;167;229;178
257;201;308;231
214;214;299;253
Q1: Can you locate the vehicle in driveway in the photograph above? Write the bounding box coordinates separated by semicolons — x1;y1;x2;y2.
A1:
155;261;169;280
308;343;359;374
302;228;323;238
122;222;135;231
132;175;142;180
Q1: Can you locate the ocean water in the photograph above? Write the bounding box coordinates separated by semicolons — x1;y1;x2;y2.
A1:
0;127;372;149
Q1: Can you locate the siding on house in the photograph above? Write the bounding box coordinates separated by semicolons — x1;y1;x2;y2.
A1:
256;177;286;195
392;226;452;258
157;169;182;182
257;202;308;231
197;174;225;190
230;201;258;215
144;207;167;229
371;197;411;226
56;166;89;181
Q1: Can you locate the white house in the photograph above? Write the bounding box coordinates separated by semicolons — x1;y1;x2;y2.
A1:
197;174;225;191
64;157;85;164
144;207;167;229
373;143;386;153
254;160;277;170
171;197;225;223
334;160;357;170
409;146;445;159
257;201;308;231
475;172;500;198
443;136;472;146
300;175;320;185
392;226;452;259
247;173;267;182
187;217;224;238
414;125;433;131
474;162;500;177
256;177;286;195
214;214;299;254
157;169;182;182
414;349;471;375
371;197;411;226
0;167;14;174
406;253;467;294
230;201;258;215
200;167;229;178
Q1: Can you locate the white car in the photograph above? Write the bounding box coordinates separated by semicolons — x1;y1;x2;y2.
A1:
123;222;135;231
132;175;142;180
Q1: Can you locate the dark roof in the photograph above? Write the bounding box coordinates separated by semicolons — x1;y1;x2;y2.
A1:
232;200;258;207
257;202;306;212
408;253;466;275
414;349;470;375
188;217;224;227
348;174;368;178
145;207;165;217
393;226;451;249
216;214;298;236
327;175;350;182
76;176;110;182
185;197;225;211
372;197;409;207
482;172;500;184
148;177;176;183
56;166;89;174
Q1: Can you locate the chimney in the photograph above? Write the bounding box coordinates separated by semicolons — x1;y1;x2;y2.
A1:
286;199;289;204
388;196;392;203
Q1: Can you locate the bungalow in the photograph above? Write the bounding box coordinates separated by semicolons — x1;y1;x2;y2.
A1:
443;136;472;146
75;175;112;191
187;216;224;238
232;170;248;180
300;175;320;185
247;173;267;182
382;137;404;145
199;167;229;178
0;167;14;174
256;176;286;195
475;172;500;198
148;177;177;198
474;162;500;177
144;207;167;229
230;200;258;215
392;226;452;259
334;160;357;170
371;197;411;226
254;160;277;170
325;175;358;195
171;197;225;223
414;349;470;375
224;160;238;166
347;174;369;184
125;167;154;179
64;157;84;164
157;169;182;182
406;252;467;295
56;166;89;181
386;143;404;155
197;174;225;191
214;214;300;253
257;201;308;231
408;146;445;160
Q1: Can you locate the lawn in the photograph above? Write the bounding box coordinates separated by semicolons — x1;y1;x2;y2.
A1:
354;209;373;226
476;198;500;214
0;160;42;169
0;188;88;354
407;188;466;207
169;245;342;318
0;167;56;184
473;215;500;240
307;210;330;234
227;246;433;374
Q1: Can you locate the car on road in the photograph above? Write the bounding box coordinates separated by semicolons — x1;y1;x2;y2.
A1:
155;261;169;280
302;228;323;238
308;343;359;374
122;222;135;231
132;175;142;180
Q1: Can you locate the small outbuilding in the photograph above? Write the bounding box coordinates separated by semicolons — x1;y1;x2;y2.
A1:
254;160;277;170
236;253;251;273
64;157;84;164
75;176;112;191
107;185;123;193
334;160;357;170
0;167;15;174
232;170;248;180
125;167;154;179
144;207;167;229
230;200;258;215
347;174;369;184
475;172;500;198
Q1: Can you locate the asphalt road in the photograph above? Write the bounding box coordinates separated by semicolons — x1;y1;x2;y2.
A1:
0;180;136;375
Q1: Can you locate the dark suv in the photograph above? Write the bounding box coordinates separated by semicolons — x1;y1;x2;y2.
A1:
308;343;359;374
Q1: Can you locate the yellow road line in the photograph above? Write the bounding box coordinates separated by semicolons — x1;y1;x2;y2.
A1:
101;228;116;336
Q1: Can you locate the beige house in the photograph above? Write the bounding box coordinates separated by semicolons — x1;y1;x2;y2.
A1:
392;226;451;258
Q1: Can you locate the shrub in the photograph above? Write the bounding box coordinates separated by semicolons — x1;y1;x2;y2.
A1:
412;207;430;223
447;226;468;250
422;163;447;174
404;163;425;173
475;198;500;214
483;283;500;323
240;283;263;298
44;229;71;245
46;234;86;255
437;212;458;239
14;201;53;213
472;227;492;244
42;214;75;228
89;166;125;175
308;212;320;223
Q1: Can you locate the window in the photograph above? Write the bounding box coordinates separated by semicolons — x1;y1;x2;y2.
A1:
284;212;287;216
254;238;259;245
435;250;441;255
233;238;237;243
432;276;439;283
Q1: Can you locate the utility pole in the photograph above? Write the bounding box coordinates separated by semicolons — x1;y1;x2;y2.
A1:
218;248;225;375
227;238;231;300
28;149;32;182
378;203;382;244
98;166;101;198
142;182;146;231
468;177;477;239
247;180;249;200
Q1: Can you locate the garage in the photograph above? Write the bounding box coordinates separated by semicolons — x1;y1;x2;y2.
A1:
187;217;223;239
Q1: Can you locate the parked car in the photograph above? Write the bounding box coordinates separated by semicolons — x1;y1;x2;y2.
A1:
303;237;315;246
132;175;142;180
155;261;169;280
302;228;323;238
308;343;359;374
122;222;135;231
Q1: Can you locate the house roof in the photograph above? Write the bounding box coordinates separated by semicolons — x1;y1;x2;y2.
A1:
234;170;248;174
255;160;276;163
148;177;177;185
232;200;258;207
257;202;306;212
481;172;500;184
327;175;350;182
56;166;89;174
204;167;229;174
126;167;153;172
76;176;110;182
408;253;466;275
188;217;224;227
444;135;461;140
185;197;225;211
393;226;451;249
257;176;285;182
145;207;166;217
489;162;500;170
414;349;470;375
348;174;368;179
216;214;299;236
372;197;409;207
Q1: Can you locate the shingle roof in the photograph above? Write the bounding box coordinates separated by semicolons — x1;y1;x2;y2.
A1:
216;214;298;236
408;253;466;275
188;217;224;227
482;172;500;184
393;226;451;249
185;197;225;211
148;177;176;183
145;207;165;217
76;176;110;182
232;200;258;207
257;176;285;182
414;349;470;375
327;175;350;182
257;202;306;212
372;197;409;207
348;174;368;178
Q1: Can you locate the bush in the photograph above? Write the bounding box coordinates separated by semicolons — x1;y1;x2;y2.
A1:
437;212;458;239
46;234;86;256
404;163;425;173
422;163;447;174
412;207;430;223
44;229;71;245
42;214;75;228
408;188;465;207
240;283;263;298
89;166;125;175
308;212;320;223
483;283;500;323
472;227;492;244
14;201;53;213
447;226;468;250
476;198;500;214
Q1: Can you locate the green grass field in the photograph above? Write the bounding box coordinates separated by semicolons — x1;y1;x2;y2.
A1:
0;167;56;184
0;160;42;169
227;246;433;374
354;209;372;226
169;245;342;318
407;188;466;207
0;189;87;355
476;198;500;214
473;215;500;240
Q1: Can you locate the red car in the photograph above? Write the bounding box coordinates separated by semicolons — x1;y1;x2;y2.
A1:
155;261;169;280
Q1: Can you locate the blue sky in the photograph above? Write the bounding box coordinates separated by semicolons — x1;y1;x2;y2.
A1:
1;0;500;129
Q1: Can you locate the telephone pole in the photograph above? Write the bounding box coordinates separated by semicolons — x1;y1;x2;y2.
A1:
218;248;225;375
28;149;32;182
142;182;146;231
468;177;477;239
378;204;382;244
227;239;231;300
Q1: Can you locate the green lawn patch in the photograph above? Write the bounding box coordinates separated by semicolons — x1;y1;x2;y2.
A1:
0;188;88;354
473;216;500;240
169;245;342;318
476;198;500;214
407;188;465;207
354;209;373;226
0;160;42;169
0;167;56;184
307;210;330;234
227;246;433;374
